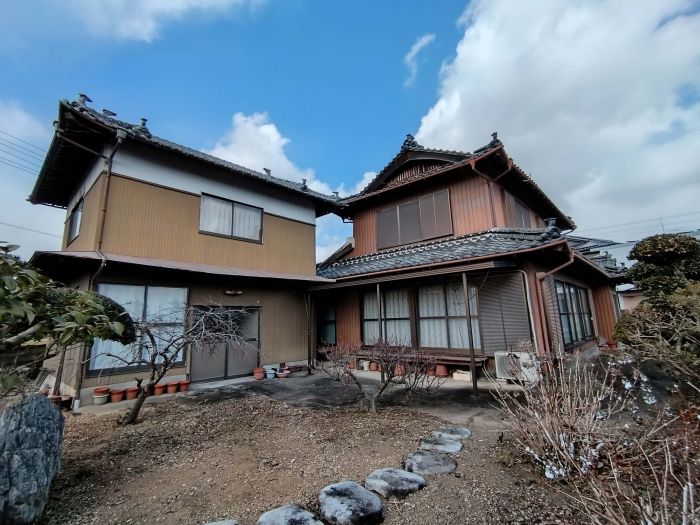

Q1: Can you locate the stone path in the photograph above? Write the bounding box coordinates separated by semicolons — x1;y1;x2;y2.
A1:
207;425;471;524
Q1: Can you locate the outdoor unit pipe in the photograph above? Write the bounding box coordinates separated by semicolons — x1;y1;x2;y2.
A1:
97;129;127;250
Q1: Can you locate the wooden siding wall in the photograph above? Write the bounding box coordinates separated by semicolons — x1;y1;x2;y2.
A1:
592;284;618;342
384;162;443;188
189;285;308;366
62;176;105;251
478;273;532;354
100;175;316;275
335;289;361;345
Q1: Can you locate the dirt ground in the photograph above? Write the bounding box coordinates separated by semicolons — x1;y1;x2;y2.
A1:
39;376;581;525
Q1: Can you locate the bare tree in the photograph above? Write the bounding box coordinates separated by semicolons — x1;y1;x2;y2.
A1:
98;305;254;425
318;340;443;414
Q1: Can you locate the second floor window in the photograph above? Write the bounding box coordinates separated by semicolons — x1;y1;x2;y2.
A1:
68;199;83;242
376;190;452;249
200;194;263;242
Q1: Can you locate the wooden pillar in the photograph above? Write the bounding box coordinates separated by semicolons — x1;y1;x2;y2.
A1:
376;283;385;383
462;273;479;397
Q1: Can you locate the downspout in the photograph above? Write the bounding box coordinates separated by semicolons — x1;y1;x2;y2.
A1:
535;243;575;354
97;129;127;250
469;158;513;227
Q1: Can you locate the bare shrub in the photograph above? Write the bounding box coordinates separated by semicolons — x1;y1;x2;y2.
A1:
318;340;443;413
491;348;700;524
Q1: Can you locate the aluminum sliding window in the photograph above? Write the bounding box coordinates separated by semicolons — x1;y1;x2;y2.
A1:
67;199;83;242
361;289;411;345
319;305;336;345
89;284;188;373
417;282;480;349
200;194;263;242
555;280;594;346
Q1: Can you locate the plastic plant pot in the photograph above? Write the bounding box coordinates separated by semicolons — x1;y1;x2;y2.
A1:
178;380;190;392
125;387;139;400
93;393;109;406
166;382;179;394
93;386;110;395
110;389;125;403
265;369;276;379
153;383;166;395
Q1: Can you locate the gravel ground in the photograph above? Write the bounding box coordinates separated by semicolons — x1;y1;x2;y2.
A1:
39;388;582;525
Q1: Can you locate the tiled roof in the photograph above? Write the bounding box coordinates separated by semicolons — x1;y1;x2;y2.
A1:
317;228;564;279
567;235;627;277
60;99;340;206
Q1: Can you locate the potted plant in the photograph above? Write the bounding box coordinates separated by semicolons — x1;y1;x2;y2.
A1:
394;364;406;376
435;364;449;378
93;393;109;405
276;369;290;378
153;383;166;395
125;386;139;400
166;381;179;394
110;388;125;403
178;380;190;392
369;362;378;372
264;367;276;379
94;386;110;395
253;367;265;380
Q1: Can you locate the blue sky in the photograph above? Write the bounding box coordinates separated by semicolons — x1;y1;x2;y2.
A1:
1;0;700;260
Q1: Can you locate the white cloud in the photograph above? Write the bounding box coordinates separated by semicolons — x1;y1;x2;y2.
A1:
336;170;377;197
0;101;63;260
404;33;436;86
416;0;700;242
69;0;264;42
204;111;357;261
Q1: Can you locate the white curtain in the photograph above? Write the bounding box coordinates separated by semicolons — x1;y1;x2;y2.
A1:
383;289;411;345
419;319;448;348
146;286;187;323
200;195;233;236
363;293;379;344
98;283;145;320
90;339;137;369
446;283;466;316
233;203;262;240
418;285;445;316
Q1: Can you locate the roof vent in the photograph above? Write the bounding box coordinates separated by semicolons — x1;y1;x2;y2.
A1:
301;178;308;191
540;218;561;240
102;109;117;117
491;132;499;142
263;168;271;176
134;117;151;138
332;191;340;198
77;93;92;106
401;133;423;151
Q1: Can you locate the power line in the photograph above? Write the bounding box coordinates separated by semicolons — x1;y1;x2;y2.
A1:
0;129;47;154
0;221;62;238
0;157;37;176
0;136;45;161
0;145;42;168
574;211;700;234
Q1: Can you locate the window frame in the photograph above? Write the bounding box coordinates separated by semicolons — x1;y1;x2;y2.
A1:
199;193;264;244
67;199;83;243
360;288;412;346
376;189;453;250
318;305;337;346
416;282;480;350
87;284;189;376
555;280;594;347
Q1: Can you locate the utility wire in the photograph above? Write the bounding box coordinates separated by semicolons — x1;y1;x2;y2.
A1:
0;221;62;238
0;129;47;153
0;136;45;161
0;145;42;168
0;157;37;176
575;211;700;235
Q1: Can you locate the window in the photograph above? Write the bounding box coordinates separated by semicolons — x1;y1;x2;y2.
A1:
555;281;594;346
89;284;188;373
200;194;262;242
67;199;83;242
319;306;336;345
376;190;452;249
417;282;480;349
361;289;411;345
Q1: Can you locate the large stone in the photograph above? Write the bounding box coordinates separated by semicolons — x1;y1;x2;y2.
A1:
432;426;472;441
402;450;457;476
0;394;64;524
364;468;426;498
419;436;462;454
319;481;383;525
257;505;322;525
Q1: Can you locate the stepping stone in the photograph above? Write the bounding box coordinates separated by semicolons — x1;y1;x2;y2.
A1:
257;505;322;525
319;481;383;525
365;468;427;498
432;426;472;441
419;436;462;454
204;521;239;525
402;450;457;476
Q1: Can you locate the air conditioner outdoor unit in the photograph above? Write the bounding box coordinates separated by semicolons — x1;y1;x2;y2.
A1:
494;351;540;383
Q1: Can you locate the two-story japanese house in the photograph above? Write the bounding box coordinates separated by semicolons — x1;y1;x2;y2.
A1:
30;96;338;405
313;134;623;376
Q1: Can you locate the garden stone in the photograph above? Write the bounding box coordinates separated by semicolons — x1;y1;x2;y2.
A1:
365;468;426;498
257;505;322;525
319;481;383;525
432;426;472;441
0;394;64;525
419;436;462;454
402;450;457;476
204;520;240;525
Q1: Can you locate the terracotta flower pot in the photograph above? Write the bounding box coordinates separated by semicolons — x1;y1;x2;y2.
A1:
369;362;378;371
435;364;449;378
427;366;436;377
394;364;406;376
253;371;265;380
94;386;110;395
178;380;190;392
110;389;124;403
125;387;139;400
153;383;166;395
166;382;179;394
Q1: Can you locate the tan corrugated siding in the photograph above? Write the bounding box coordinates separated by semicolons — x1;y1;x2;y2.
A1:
335;289;361;345
62;175;105;251
592;285;617;341
188;285;308;365
100;176;316;275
